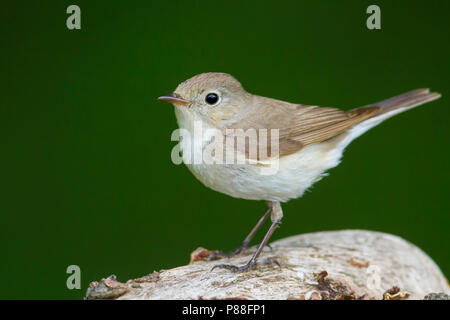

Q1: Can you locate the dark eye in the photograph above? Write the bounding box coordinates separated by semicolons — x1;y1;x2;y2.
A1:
205;93;219;105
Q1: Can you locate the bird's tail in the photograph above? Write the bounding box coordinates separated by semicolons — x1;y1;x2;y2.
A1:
359;88;441;117
338;89;441;149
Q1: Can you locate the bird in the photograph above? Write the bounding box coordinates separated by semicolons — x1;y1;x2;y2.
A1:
158;72;441;272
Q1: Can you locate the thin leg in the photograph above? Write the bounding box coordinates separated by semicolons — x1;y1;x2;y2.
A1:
212;201;283;272
207;206;272;261
237;207;272;253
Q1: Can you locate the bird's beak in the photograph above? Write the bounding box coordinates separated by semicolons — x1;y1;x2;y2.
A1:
157;93;191;106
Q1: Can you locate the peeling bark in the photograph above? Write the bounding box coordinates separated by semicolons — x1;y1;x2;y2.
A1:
85;230;448;300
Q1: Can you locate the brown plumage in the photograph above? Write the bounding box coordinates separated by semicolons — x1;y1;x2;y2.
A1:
158;72;441;272
226;87;440;159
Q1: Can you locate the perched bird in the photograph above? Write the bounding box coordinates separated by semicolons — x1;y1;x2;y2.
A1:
158;72;441;272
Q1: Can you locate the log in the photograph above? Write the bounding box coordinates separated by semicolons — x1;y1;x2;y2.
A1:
85;230;449;300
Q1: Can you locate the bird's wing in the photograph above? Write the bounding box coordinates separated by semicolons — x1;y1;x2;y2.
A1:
285;105;380;148
225;96;380;160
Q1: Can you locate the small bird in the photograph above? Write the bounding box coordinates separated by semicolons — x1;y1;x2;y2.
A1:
158;72;441;272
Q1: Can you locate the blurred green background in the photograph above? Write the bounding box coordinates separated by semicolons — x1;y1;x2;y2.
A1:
1;0;448;299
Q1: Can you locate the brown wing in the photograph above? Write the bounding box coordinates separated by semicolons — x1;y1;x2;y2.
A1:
285;105;380;148
225;96;380;160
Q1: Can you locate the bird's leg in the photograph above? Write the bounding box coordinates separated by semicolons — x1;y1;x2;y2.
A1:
212;201;283;272
207;206;272;261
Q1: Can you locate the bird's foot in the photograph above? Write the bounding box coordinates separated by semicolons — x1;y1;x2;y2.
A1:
211;258;280;273
207;245;246;261
206;243;273;261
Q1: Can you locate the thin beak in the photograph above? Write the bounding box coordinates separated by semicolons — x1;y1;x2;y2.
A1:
157;93;191;106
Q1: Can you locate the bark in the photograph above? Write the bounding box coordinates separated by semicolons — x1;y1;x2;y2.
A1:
85;230;449;300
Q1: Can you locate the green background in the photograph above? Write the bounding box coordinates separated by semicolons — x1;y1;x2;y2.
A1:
1;1;448;299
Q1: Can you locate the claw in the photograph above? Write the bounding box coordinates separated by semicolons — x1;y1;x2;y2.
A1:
207;242;273;262
211;259;280;273
206;244;247;261
206;251;227;261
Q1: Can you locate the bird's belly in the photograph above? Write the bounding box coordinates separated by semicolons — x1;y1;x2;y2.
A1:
185;141;344;202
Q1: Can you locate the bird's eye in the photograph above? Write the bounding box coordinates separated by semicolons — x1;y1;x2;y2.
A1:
205;93;219;105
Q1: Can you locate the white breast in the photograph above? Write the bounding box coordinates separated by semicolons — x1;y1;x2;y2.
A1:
173;106;345;202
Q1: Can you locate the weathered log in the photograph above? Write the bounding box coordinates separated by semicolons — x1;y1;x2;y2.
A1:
85;230;449;300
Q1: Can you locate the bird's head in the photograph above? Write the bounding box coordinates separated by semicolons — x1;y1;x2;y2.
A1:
158;72;251;127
